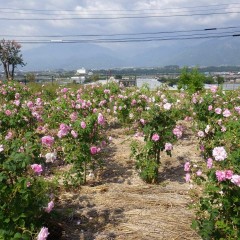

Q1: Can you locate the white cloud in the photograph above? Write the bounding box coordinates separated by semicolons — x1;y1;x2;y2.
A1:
0;0;239;53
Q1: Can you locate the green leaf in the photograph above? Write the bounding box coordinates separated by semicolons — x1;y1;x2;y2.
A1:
4;218;10;223
13;232;22;239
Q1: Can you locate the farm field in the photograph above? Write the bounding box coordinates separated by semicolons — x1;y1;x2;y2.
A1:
0;80;239;240
57;125;200;240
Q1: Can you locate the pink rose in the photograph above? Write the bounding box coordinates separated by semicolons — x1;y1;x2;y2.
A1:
184;116;192;121
44;201;54;213
140;119;145;125
131;99;137;106
13;100;20;106
197;131;205;138
210;85;218;93
173;125;183;139
27;101;34;108
104;89;110;94
221;126;227;132
5;110;12;116
216;170;226;182
37;227;49;240
57;124;70;138
70;112;78;121
98;113;105;125
200;145;205;152
71;130;78;138
81;121;86;129
212;147;227;161
41;136;54;147
215;108;222;114
234;106;240;114
31;164;43;174
185;173;191;182
184;162;191;172
59;123;70;131
61;88;68;93
231;175;240;187
225;170;233;180
163;103;172;110
152;133;160;142
207;158;213;169
15;93;20;99
5;131;13;140
164;143;173;151
90;146;98;155
196;169;202;176
208;105;213;111
222;109;231;118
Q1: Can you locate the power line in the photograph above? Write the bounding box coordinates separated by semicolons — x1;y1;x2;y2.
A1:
86;31;240;41
2;26;240;38
0;6;239;16
0;11;239;20
43;30;240;41
8;33;240;44
0;2;239;12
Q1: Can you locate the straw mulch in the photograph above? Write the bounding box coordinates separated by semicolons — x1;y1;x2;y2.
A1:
57;126;201;240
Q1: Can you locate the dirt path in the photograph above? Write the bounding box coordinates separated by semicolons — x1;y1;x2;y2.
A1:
57;126;201;240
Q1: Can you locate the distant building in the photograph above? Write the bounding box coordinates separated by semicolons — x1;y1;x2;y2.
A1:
76;68;87;75
119;76;136;87
71;67;87;83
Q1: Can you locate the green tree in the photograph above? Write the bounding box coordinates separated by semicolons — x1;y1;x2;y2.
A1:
91;74;99;82
115;74;122;79
177;67;205;93
26;73;36;83
167;78;178;87
0;39;25;80
216;75;224;85
204;75;215;84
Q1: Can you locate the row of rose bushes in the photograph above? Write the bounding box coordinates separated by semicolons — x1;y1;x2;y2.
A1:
0;81;184;239
185;86;240;239
0;81;116;239
2;79;239;239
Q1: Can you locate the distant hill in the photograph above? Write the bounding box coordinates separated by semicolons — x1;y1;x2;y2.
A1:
21;37;240;70
22;43;125;70
129;38;240;67
165;38;240;66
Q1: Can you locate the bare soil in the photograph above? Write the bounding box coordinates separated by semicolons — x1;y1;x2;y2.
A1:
55;125;201;240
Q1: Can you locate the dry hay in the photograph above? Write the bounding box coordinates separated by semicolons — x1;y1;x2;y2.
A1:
56;125;201;240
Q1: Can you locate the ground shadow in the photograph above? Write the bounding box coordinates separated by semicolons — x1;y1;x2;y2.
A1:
53;195;124;240
158;164;186;183
157;151;194;184
94;144;135;185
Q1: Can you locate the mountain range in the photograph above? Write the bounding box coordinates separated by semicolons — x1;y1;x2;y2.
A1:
21;37;240;70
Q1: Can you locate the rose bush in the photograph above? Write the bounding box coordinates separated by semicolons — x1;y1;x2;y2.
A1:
0;82;54;239
131;89;184;183
187;86;240;239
